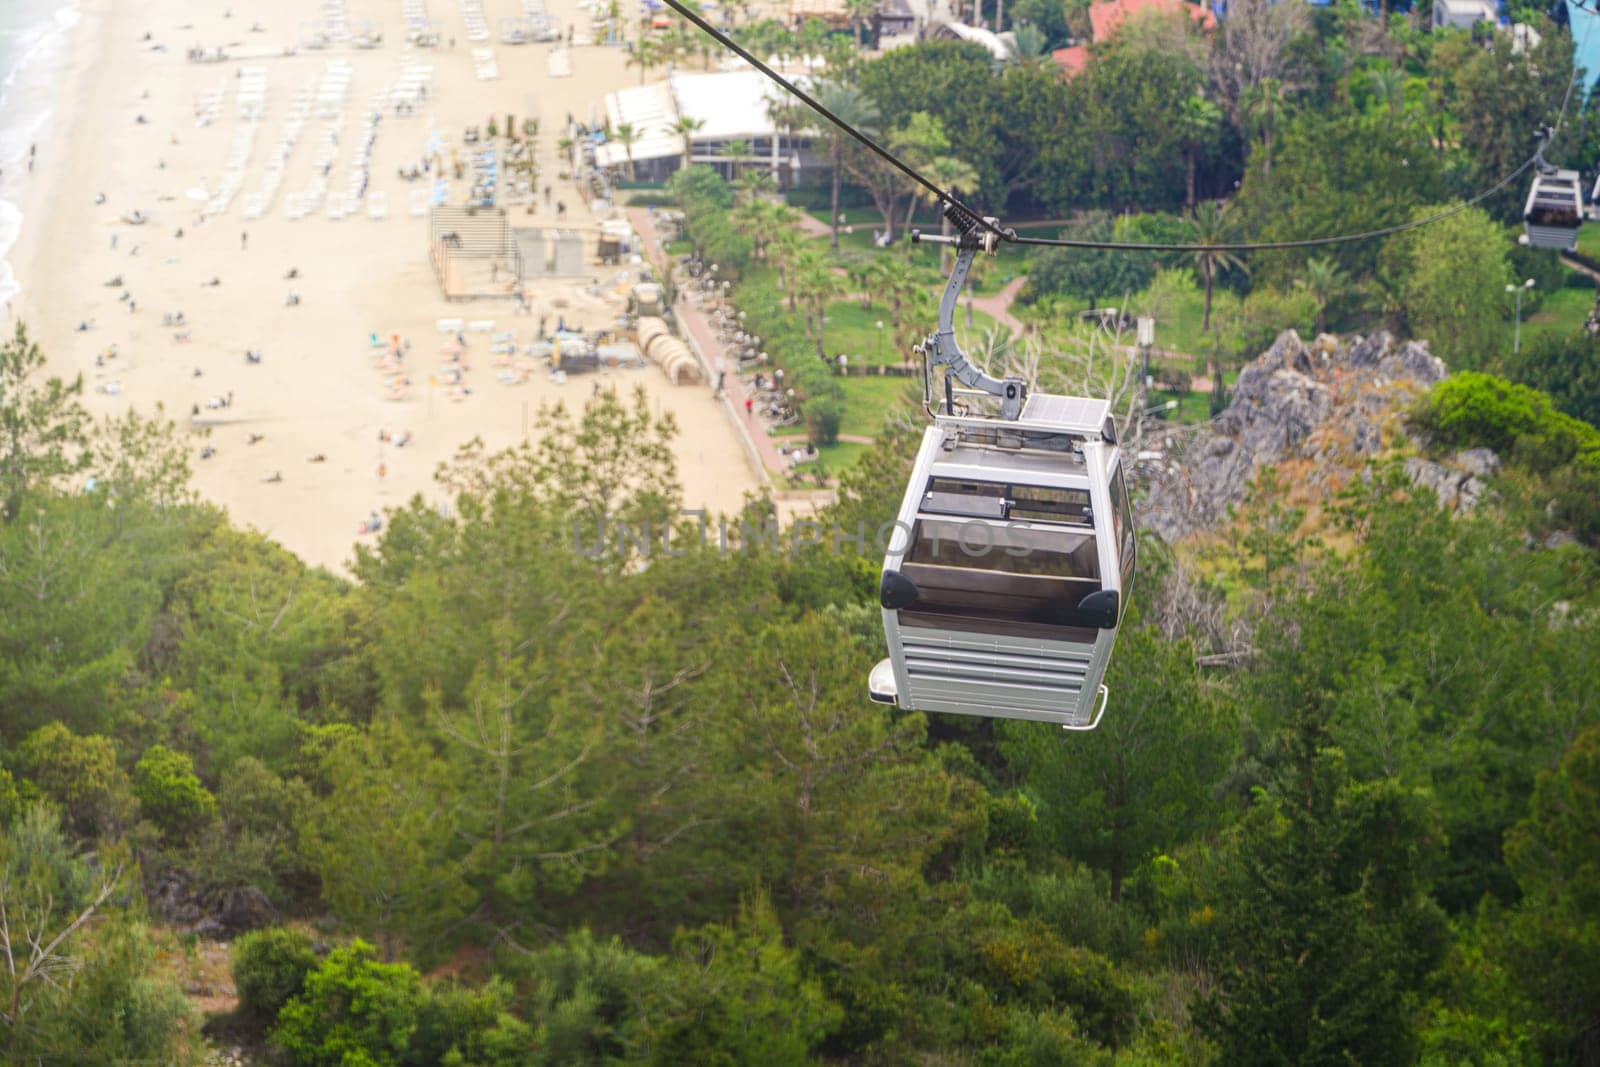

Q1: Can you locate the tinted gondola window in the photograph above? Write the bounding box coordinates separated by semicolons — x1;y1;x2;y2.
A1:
908;518;1101;579
921;479;1093;526
900;517;1103;632
1110;466;1134;590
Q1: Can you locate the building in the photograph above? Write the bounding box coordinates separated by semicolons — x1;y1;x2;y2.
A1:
595;69;817;185
1433;0;1498;30
789;0;852;29
1049;0;1215;77
874;0;918;39
927;20;1014;59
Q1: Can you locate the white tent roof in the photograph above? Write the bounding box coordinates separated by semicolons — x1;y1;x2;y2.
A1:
670;69;797;141
596;69;809;167
598;81;681;167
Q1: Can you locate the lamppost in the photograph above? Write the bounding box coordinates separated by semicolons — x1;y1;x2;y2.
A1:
1507;277;1535;358
874;320;883;362
1142;399;1179;418
1136;315;1155;396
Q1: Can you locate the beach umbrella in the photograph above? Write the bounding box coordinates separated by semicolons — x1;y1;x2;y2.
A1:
185;187;210;201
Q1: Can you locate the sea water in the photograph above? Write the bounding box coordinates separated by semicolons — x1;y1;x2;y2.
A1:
0;0;82;307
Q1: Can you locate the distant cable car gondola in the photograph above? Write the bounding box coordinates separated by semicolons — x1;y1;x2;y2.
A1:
1524;168;1583;250
867;213;1133;730
1524;127;1584;250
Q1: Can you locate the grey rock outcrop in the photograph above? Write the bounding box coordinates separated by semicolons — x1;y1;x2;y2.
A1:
1402;448;1503;512
220;885;277;933
147;867;277;939
1143;331;1450;542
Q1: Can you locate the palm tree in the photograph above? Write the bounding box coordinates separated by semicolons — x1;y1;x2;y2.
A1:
793;249;845;358
1010;24;1048;64
671;116;705;172
1177;94;1221;210
845;0;877;48
769;228;804;308
1368;66;1405;129
812;82;881;251
722;138;751;181
1241;78;1286;181
626;38;662;84
1189;201;1248;333
734;169;776;202
659;27;691;70
1296;256;1348;335
865;256;920;336
613;122;638;181
731;197;794;263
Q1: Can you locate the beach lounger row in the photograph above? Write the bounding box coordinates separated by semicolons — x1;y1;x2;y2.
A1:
204;109;261;217
285;115;343;220
337;102;384;217
317;60;353;121
195;80;226;128
242;82;316;220
403;0;440;46
402;0;431;35
389;63;433;113
237;66;268;121
304;0;349;47
472;47;498;80
459;0;491;42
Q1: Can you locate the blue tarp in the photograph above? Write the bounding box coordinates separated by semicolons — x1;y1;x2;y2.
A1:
1569;0;1600;86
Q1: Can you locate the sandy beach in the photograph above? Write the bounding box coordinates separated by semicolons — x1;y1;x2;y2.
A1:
9;0;764;572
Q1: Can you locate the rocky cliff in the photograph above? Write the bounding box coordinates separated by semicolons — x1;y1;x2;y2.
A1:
1141;330;1495;543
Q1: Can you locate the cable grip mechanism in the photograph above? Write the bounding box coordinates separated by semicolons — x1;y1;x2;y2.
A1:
910;203;1027;420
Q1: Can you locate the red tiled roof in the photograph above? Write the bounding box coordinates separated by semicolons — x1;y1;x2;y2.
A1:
1051;45;1089;76
1088;0;1216;41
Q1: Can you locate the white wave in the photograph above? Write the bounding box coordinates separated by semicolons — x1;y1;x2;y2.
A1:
0;0;83;307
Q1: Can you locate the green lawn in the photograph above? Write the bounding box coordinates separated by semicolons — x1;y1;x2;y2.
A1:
1574;227;1600;263
1143;282;1217;358
770;436;871;483
839;375;920;438
819;299;1003;366
1143;388;1213;424
803;222;1021;295
1521;279;1594;345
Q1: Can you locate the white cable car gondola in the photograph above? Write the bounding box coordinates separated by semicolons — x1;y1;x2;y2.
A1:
867;215;1134;731
1524;168;1583;250
1523;128;1584;250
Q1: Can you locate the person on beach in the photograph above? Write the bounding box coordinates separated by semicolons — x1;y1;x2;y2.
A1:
745;397;753;417
241;232;248;250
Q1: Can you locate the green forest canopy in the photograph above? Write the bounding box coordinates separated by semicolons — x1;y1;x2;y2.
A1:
1;314;1598;1063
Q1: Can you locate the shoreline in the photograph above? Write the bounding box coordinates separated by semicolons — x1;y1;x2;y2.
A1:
9;0;765;573
1;0;90;312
